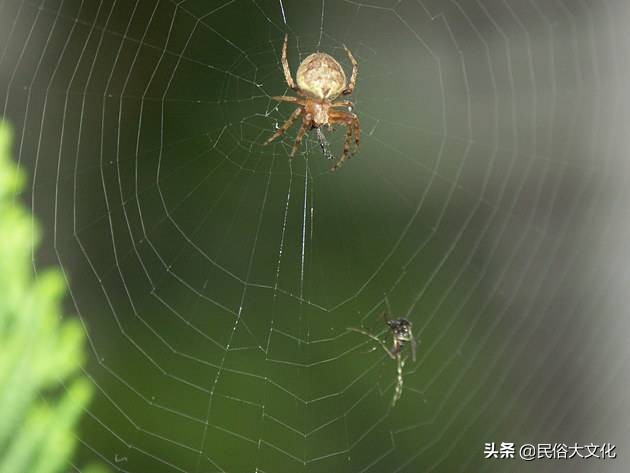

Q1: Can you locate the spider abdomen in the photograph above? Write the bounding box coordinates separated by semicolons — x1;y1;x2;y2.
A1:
296;53;347;100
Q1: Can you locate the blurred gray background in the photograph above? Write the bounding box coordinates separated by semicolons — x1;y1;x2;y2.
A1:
1;0;629;472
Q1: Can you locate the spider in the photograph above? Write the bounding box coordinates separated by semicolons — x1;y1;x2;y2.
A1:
265;34;361;171
348;314;418;406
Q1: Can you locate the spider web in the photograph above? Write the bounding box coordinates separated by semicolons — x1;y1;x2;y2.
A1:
2;0;630;472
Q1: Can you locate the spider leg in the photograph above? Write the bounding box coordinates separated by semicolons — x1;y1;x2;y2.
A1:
332;124;354;172
271;95;306;105
330;100;354;109
265;107;302;145
351;115;361;153
342;44;358;95
290;115;312;157
329;111;360;171
347;327;397;359
281;34;301;93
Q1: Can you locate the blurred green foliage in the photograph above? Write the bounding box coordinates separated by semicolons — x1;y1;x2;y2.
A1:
0;122;104;473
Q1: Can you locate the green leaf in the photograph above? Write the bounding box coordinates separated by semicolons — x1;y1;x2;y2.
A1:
0;121;107;473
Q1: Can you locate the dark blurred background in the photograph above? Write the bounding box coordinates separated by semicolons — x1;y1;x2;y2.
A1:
1;0;629;472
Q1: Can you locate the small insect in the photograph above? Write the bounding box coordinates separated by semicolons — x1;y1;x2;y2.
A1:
265;34;361;171
348;314;418;406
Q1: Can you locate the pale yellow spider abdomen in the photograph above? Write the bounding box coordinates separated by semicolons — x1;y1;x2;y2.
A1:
296;53;347;101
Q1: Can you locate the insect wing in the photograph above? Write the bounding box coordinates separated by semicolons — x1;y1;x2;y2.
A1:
409;332;417;363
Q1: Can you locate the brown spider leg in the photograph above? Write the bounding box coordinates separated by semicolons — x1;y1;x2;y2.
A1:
281;34;302;94
346;327;397;359
330;100;354;109
329;111;359;171
265;107;302;145
290;115;312;157
351;115;361;153
341;44;358;95
331;124;354;172
271;95;306;105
